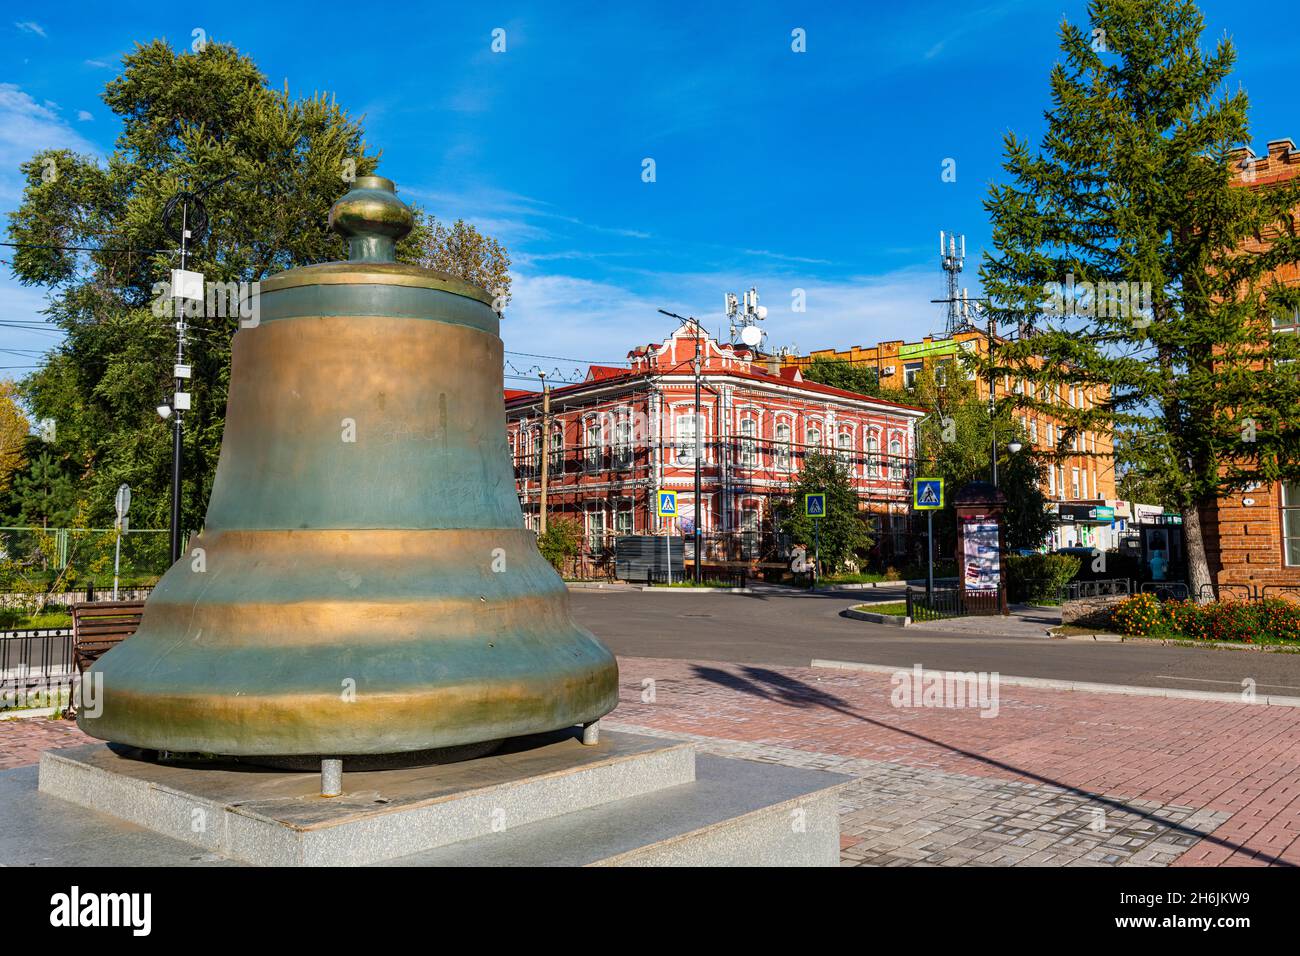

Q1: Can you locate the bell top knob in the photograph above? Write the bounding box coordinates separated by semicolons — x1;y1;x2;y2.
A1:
329;175;414;263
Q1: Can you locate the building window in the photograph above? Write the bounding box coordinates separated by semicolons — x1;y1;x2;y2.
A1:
585;506;608;551
740;504;759;558
806;423;822;459
866;432;880;475
1029;419;1038;445
530;426;542;474
612;412;632;469
584;419;602;468
903;363;922;390
888;437;903;480
549;425;564;473
739;417;758;468
614;499;634;537
774;421;791;471
676;413;698;465
1284;483;1300;566
837;430;853;469
1071;468;1080;499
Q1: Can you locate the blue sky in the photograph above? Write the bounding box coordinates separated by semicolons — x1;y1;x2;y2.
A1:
2;1;1296;384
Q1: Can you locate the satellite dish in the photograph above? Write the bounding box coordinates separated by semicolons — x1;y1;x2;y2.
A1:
755;305;768;320
740;325;763;347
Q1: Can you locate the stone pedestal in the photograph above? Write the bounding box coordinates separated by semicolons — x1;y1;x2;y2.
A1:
11;729;847;867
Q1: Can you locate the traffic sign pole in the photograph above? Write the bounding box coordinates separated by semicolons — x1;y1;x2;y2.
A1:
927;511;933;596
813;519;819;592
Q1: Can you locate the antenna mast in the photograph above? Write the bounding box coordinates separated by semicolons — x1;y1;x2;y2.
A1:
939;230;968;336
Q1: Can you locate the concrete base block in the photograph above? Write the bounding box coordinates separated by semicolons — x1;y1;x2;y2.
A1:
22;728;847;867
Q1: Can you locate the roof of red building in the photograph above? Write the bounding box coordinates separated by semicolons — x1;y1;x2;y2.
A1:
504;362;926;415
585;365;628;381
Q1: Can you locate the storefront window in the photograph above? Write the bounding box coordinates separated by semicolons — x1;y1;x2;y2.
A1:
1284;482;1300;566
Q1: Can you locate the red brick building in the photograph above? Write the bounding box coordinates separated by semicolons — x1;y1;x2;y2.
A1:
1200;138;1300;596
505;321;926;575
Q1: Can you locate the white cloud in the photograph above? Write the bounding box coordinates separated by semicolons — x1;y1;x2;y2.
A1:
0;85;102;363
0;84;99;203
84;59;110;68
14;21;46;39
77;110;93;122
500;263;951;376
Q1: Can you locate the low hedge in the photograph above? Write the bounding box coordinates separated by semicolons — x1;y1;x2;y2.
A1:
1111;593;1300;644
1007;553;1081;603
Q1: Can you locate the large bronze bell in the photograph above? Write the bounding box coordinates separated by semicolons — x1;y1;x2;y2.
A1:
80;177;619;757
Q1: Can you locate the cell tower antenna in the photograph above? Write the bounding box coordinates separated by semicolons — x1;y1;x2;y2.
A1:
938;230;967;336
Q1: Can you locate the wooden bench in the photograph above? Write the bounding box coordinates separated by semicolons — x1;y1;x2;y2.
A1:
71;600;146;676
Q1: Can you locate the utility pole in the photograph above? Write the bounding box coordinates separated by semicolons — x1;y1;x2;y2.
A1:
693;324;703;584
658;307;707;583
988;305;998;488
160;173;233;565
538;372;549;534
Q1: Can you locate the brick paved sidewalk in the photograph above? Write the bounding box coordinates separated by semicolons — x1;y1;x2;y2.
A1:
609;657;1300;866
4;655;1298;866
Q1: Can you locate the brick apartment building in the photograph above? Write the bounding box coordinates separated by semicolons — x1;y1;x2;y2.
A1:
505;321;927;575
787;329;1122;549
1200;138;1300;595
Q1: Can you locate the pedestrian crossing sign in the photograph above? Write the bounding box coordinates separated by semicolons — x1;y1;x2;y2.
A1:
656;490;677;517
913;478;944;510
805;493;826;518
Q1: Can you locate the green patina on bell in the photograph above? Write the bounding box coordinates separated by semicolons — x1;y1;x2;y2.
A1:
79;176;619;757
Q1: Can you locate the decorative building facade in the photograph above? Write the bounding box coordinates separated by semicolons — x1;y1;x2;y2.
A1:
505;322;927;574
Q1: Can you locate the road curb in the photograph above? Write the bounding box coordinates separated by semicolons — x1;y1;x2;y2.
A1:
1052;631;1300;653
841;605;911;627
809;658;1300;707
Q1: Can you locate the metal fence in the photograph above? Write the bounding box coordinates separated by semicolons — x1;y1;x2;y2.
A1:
0;628;74;705
1194;583;1300;604
1060;578;1132;601
907;585;1004;622
1139;581;1190;601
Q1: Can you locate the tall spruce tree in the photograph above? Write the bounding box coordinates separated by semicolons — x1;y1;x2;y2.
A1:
980;0;1300;599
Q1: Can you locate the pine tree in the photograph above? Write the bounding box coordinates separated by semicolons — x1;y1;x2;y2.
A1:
980;0;1300;599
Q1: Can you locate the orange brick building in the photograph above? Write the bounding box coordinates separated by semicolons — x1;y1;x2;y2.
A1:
1199;138;1300;596
788;330;1119;548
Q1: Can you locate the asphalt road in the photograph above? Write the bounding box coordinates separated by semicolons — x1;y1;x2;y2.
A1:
570;588;1300;695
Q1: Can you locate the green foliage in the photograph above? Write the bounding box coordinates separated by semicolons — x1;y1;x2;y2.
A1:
979;0;1300;597
801;358;880;397
537;517;583;571
879;362;1054;552
11;451;77;528
6;39;510;538
774;451;873;573
1006;553;1080;603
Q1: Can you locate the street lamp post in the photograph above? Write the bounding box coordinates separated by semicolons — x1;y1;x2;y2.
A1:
693;326;703;584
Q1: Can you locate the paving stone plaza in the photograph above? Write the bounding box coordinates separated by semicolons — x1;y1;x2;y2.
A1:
7;654;1297;867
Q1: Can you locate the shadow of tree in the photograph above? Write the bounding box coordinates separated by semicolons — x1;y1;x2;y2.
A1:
685;663;1290;867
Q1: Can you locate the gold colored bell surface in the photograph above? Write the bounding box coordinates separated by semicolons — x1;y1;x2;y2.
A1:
80;176;619;757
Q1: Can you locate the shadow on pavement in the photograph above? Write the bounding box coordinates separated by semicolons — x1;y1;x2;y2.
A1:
687;662;1287;866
